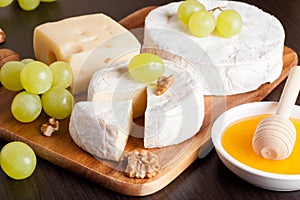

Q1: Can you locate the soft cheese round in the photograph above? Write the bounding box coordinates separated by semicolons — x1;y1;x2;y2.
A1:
143;0;285;95
88;59;205;148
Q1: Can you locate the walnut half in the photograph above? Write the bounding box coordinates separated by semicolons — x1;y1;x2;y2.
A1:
124;150;160;179
40;118;59;137
156;75;175;96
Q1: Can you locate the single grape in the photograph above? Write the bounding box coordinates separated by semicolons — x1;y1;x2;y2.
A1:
177;0;205;25
216;9;242;38
41;86;74;119
128;53;165;83
20;61;53;94
21;58;35;65
0;141;37;180
18;0;40;11
0;61;25;91
188;10;216;37
40;0;56;2
49;61;73;88
11;91;42;123
0;0;13;7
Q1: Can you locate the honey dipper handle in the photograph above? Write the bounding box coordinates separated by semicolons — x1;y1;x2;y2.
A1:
276;66;300;118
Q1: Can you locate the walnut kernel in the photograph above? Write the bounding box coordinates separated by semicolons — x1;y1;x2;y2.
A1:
156;75;175;96
48;117;59;131
41;118;59;137
124;150;160;179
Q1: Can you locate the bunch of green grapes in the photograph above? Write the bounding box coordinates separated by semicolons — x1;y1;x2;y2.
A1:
0;59;74;122
0;0;55;11
177;0;242;38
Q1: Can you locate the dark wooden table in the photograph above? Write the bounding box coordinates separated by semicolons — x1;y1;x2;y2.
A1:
0;0;299;199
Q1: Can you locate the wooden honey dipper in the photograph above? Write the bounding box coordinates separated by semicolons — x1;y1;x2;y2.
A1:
252;66;300;160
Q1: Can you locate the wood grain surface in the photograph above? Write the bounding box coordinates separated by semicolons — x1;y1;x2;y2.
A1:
0;5;298;196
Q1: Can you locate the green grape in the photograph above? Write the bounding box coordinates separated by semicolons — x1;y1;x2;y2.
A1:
128;53;165;83
21;58;35;65
11;91;42;123
188;10;216;37
18;0;40;11
177;0;205;25
49;61;73;88
41;86;74;119
40;0;56;2
216;9;242;38
20;61;53;94
0;141;36;180
0;61;25;91
0;0;13;7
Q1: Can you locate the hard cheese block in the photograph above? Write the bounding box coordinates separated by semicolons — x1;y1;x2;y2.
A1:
143;0;285;95
34;13;141;94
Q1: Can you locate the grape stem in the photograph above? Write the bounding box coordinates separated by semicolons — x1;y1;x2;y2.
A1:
209;6;226;12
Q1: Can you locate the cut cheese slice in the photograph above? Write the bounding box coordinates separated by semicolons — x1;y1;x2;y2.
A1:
143;1;285;95
69;100;133;161
33;13;141;94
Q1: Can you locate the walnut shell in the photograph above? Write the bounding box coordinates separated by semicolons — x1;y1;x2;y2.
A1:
0;49;21;69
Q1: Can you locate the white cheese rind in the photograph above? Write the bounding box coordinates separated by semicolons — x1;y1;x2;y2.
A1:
69;100;133;161
34;13;141;94
143;1;285;95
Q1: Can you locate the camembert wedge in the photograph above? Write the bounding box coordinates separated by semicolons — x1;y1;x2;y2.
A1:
69;100;133;161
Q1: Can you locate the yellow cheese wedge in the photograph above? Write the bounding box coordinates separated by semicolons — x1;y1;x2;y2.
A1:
33;13;141;94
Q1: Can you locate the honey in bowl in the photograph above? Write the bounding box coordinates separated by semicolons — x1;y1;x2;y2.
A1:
222;114;300;174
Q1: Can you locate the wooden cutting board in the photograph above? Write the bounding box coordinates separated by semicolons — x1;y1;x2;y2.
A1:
0;6;298;196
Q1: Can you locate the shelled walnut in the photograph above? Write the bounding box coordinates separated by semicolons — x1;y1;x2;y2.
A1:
41;118;59;137
156;75;175;96
123;150;160;179
0;28;5;44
